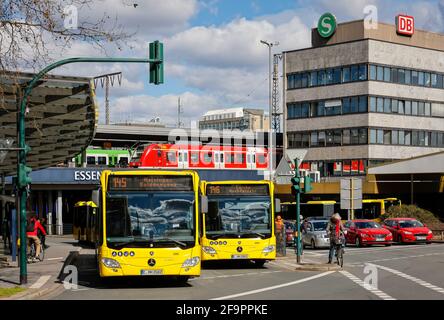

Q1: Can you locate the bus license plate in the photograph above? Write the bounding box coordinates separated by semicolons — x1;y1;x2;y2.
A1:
141;269;163;275
231;254;248;259
416;236;426;240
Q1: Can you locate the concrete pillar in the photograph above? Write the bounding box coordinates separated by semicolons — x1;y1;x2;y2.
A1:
56;191;63;235
47;191;53;235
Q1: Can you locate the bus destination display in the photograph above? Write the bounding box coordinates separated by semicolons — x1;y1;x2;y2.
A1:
108;175;193;191
207;184;269;196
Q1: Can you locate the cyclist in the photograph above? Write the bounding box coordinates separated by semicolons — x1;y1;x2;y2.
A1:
326;213;345;264
26;213;47;262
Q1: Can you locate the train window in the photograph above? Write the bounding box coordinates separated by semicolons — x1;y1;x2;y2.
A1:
97;156;107;165
252;154;256;163
167;151;176;163
220;153;224;163
247;154;251;163
203;152;213;163
234;153;245;164
86;156;96;165
225;153;234;164
179;152;183;162
257;154;266;163
119;157;128;164
190;152;199;164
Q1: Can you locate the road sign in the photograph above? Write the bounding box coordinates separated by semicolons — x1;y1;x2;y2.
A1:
317;13;337;38
340;178;362;210
285;149;307;168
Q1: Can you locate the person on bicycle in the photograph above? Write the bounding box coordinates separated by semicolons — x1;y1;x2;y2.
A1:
26;213;47;262
326;213;345;264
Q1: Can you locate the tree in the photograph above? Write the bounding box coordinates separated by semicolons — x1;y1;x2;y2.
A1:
0;0;134;72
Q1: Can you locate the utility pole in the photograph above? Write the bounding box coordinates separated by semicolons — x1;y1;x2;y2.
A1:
272;54;282;132
177;97;183;128
93;72;122;125
260;40;279;180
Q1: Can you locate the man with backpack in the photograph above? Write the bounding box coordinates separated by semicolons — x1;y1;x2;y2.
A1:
26;213;47;262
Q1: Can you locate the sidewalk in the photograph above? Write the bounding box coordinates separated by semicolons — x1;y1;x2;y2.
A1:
276;248;342;271
0;235;80;300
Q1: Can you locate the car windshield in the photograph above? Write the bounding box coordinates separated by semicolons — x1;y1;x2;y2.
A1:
399;220;423;228
312;221;328;231
105;191;195;248
355;221;381;229
205;196;271;238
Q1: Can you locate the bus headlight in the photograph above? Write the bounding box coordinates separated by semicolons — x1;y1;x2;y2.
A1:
202;246;217;254
262;245;275;253
182;257;200;268
101;258;121;268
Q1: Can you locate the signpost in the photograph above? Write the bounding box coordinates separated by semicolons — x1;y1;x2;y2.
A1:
396;15;414;36
317;12;337;38
340;178;363;220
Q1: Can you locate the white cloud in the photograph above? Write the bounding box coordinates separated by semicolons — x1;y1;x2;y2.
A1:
109;91;220;126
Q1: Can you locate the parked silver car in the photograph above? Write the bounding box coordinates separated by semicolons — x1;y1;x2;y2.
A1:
302;220;330;249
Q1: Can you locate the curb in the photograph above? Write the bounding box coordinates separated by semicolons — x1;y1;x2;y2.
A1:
4;248;81;300
293;263;342;272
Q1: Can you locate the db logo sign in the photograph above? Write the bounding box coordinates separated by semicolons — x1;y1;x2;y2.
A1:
396;15;414;36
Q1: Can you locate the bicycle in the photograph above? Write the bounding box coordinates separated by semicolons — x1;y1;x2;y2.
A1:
334;236;345;268
27;238;45;263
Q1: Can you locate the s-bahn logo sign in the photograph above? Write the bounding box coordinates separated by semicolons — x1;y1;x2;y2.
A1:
317;12;337;38
396;15;414;36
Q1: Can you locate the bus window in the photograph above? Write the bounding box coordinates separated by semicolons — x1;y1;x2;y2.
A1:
106;198;132;237
384;199;400;211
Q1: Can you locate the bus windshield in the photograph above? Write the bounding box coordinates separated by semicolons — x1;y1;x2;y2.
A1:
205;196;271;239
106;191;195;248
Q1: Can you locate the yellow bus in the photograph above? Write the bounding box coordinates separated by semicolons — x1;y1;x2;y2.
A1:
354;198;402;221
200;180;278;267
73;201;98;244
281;200;336;220
95;170;202;281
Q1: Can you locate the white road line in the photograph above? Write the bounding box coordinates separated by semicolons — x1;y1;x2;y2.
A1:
30;275;52;289
371;264;444;295
348;252;444;266
46;257;63;261
340;270;396;300
211;271;335;300
190;270;282;281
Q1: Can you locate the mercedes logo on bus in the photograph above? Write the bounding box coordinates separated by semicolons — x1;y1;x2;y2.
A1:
148;258;156;267
236;246;243;253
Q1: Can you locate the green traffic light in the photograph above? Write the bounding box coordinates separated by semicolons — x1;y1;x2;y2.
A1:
18;163;32;188
149;41;164;85
303;176;313;193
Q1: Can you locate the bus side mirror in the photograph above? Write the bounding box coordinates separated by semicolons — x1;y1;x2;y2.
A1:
201;195;208;214
275;198;281;213
92;189;100;207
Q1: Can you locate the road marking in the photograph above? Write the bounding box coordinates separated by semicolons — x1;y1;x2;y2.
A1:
46;257;63;261
190;270;281;281
371;264;444;295
348;252;444;266
338;244;443;256
340;270;395;300
30;275;51;289
211;271;334;300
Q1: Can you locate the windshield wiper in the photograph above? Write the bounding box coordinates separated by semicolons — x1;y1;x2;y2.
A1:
207;232;240;239
240;231;267;239
155;237;188;248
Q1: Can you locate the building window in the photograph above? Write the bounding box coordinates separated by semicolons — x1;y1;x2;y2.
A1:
392;130;398;144
377;97;384;112
383;130;391;144
377;129;383;144
384;67;391;82
359;96;367;112
350;129;359;144
318;131;326;146
350;96;359;113
370;129;377;144
405;100;411;115
405;69;411;84
310;132;318;147
333;68;341;84
412;131;419;145
343;129;350;145
351;65;359;81
384;98;391;113
405;131;411;145
398;130;405;145
359;65;367;80
359;128;368;144
310;71;318;86
391;99;398;113
342;67;351;82
342;97;350;114
369;97;376;112
370;65;377;80
412;101;418;115
398;100;404;114
318;70;326;86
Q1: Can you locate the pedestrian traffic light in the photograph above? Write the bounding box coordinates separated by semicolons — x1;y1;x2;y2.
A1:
303;176;313;193
18;164;32;188
149;40;164;85
291;176;301;193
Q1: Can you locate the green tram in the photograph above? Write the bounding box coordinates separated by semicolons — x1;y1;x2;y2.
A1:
74;148;131;167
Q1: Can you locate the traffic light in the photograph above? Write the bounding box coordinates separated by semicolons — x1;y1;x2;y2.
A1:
18;163;32;188
303;176;313;193
291;176;301;193
149;40;164;85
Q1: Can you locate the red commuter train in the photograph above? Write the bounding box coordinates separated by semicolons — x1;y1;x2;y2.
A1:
129;143;269;170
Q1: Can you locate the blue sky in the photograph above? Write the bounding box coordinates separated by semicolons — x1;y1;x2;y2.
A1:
49;0;444;126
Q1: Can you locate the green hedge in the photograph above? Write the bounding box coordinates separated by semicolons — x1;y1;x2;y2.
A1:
382;205;442;229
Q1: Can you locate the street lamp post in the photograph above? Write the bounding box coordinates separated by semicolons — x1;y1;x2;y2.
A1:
16;43;164;284
260;40;279;180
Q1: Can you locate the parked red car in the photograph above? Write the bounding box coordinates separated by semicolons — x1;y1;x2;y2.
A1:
343;219;393;247
382;218;433;244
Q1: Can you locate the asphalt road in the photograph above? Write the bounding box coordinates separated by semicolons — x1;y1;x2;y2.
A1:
51;243;444;300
